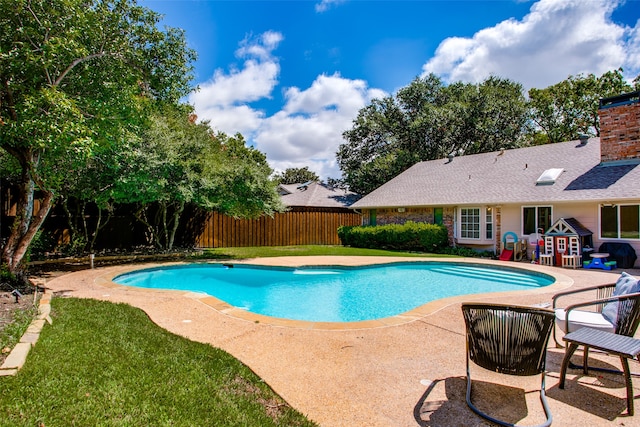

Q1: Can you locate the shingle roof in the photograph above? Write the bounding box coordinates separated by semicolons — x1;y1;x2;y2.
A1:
279;182;361;208
350;138;640;209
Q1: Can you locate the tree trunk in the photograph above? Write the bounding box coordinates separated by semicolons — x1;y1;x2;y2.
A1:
1;170;53;276
167;201;185;250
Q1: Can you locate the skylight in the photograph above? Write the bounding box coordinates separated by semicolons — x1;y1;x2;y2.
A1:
536;168;564;185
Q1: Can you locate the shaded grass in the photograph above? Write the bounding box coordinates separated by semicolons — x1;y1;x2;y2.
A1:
198;245;455;260
0;298;317;427
0;295;38;360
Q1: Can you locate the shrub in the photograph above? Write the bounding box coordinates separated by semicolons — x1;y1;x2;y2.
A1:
337;221;449;252
436;246;496;258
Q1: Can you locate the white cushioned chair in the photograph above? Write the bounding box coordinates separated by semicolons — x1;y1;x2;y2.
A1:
553;272;640;347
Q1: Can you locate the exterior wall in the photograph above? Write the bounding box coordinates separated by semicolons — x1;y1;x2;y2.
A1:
372;207;434;225
599;94;640;163
360;207;458;247
500;201;640;267
360;201;640;266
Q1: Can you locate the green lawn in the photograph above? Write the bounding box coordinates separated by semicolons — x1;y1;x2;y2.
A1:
0;298;317;427
198;244;454;260
2;245;453;426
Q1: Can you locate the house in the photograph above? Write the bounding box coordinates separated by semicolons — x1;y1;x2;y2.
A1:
349;91;640;267
278;181;361;209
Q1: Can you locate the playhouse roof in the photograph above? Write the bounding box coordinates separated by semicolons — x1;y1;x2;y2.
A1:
545;217;593;237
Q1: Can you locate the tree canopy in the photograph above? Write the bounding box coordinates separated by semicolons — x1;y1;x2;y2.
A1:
273;167;320;185
527;68;636;144
0;0;195;273
111;106;283;250
338;69;639;195
337;74;529;194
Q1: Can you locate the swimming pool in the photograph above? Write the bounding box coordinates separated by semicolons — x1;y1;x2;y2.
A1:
113;262;554;322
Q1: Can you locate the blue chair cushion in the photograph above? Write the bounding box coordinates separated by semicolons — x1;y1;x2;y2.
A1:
602;272;640;327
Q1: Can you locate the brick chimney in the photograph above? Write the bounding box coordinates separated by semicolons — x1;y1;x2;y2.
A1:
598;91;640;163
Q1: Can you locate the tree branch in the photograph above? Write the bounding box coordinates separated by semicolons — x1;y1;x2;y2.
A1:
53;52;111;86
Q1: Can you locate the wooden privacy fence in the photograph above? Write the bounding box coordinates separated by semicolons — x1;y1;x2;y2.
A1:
195;208;362;248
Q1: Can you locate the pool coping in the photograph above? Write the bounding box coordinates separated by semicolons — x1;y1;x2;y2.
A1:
98;256;574;330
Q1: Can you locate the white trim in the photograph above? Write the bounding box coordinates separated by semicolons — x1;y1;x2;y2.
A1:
521;205;553;236
599;203;640;240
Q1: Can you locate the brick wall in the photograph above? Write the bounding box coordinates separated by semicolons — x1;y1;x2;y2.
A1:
366;207;455;245
599;92;640;162
375;207;434;225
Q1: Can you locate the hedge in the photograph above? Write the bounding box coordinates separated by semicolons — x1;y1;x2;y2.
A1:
337;221;449;252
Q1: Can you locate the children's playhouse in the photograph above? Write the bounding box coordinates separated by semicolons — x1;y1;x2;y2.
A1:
538;217;594;268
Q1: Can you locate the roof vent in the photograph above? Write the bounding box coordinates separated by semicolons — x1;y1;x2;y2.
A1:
536;168;564;185
296;181;314;191
578;134;589;145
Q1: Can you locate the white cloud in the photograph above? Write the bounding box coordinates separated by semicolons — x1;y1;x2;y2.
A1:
315;0;347;13
422;0;640;89
255;73;385;179
188;32;282;135
236;31;283;61
190;32;384;180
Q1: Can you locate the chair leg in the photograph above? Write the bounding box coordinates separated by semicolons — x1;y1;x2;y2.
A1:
621;356;635;416
553;324;564;348
560;343;580;389
583;347;590;375
466;359;552;427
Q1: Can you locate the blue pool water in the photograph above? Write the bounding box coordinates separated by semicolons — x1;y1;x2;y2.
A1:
113;262;554;322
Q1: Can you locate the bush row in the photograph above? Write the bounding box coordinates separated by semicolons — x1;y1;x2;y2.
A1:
337;221;449;252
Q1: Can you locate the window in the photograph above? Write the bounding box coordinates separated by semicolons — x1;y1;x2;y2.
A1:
460;208;480;239
369;209;377;226
485;207;493;240
522;206;552;235
601;204;640;239
434;207;443;225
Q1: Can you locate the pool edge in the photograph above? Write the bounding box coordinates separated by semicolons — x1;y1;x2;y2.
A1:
96;256;573;330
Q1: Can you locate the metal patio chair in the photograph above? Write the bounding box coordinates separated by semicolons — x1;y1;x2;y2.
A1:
462;303;555;427
552;273;640;348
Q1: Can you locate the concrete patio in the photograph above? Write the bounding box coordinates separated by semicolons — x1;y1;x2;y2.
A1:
40;256;640;426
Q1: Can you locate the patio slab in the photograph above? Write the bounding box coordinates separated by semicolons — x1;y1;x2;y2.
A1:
41;256;640;426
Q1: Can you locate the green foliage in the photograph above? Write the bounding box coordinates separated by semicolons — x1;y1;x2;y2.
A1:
0;0;196;272
435;246;495;258
25;230;58;261
527;68;635;143
0;298;317;426
337;221;449;252
0;297;38;351
0;266;23;291
338;74;528;194
201;133;284;219
196;245;454;260
111;108;283;250
273;167;320;185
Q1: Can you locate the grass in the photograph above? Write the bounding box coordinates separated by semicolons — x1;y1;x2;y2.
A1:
2;245;456;425
197;244;454;260
0;298;317;427
0;296;38;358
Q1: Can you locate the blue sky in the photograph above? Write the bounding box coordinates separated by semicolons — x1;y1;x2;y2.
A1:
141;0;640;180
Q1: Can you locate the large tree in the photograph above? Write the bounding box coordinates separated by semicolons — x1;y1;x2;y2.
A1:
337;74;528;194
0;0;195;274
114;106;284;251
273;167;320;185
527;68;636;144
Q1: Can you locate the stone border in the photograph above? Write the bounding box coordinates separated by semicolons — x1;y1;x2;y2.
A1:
0;290;52;376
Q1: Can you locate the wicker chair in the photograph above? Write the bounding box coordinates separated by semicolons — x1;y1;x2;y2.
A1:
552;274;640;348
462;303;555;427
554;286;640;415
